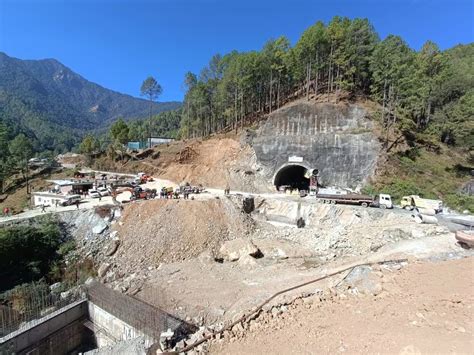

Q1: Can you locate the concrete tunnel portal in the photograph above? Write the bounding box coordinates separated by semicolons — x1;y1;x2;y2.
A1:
273;164;311;191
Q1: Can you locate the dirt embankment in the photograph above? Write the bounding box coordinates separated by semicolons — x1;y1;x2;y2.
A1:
112;198;254;273
209;257;474;354
144;136;269;192
93;133;270;192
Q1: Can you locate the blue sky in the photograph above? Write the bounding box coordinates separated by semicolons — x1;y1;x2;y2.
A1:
0;0;473;102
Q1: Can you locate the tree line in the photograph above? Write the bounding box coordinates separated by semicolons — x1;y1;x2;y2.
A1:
180;16;473;150
77;109;181;160
0;123;34;194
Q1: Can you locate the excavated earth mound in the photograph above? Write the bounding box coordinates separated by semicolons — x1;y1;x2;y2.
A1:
141;137;269;192
112;198;254;272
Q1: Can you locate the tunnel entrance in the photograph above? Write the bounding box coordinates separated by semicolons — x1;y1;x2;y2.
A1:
274;164;310;191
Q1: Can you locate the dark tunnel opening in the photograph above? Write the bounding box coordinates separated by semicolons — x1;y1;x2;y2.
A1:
274;165;310;191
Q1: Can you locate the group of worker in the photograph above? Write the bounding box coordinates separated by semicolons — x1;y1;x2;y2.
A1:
40;199;80;213
159;187;176;199
158;186;194;200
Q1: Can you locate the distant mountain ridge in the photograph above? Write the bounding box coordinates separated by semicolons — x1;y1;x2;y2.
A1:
0;52;180;151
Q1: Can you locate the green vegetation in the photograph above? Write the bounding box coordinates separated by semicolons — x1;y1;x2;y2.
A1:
0;218;95;294
0;127;34;193
78;109;182;163
0;219;62;291
178;17;472;153
0;52;180;154
127;109;182;140
140;76;163;147
172;16;472;210
364;148;473;212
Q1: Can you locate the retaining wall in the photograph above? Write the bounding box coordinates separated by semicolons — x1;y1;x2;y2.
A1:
0;300;88;355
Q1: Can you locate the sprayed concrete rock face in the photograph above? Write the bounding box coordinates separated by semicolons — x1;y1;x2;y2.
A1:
252;102;380;189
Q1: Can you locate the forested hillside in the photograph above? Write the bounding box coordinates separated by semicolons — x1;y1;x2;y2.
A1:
178;17;472;154
131;16;468;211
0;52;180;152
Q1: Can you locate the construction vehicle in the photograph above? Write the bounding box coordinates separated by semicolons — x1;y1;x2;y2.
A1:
136;172;154;184
128;187;157;200
316;192;393;209
400;195;443;213
179;183;203;195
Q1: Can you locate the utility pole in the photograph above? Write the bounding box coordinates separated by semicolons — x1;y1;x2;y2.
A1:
25;159;30;194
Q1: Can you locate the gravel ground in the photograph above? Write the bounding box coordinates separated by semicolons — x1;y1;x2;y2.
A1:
209;257;474;354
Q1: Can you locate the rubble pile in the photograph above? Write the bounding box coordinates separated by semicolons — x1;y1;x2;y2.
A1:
96;198;255;291
252;201;451;260
58;205;120;265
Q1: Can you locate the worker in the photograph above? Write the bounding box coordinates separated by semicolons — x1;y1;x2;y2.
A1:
3;207;9;216
41;204;46;213
225;183;230;195
75;200;80;209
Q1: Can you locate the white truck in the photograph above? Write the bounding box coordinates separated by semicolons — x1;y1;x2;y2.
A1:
316;192;393;209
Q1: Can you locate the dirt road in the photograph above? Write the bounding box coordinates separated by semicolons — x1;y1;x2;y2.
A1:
210;257;474;354
0;195;116;223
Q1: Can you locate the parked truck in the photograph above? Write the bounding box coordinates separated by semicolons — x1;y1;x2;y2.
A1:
128;187;157;200
316;192;393;209
400;195;443;213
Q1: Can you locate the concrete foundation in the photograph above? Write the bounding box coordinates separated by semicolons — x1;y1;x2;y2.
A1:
1;283;194;355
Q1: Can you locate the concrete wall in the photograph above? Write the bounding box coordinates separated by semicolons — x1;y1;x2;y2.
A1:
87;302;154;349
0;300;88;355
1;281;193;354
252;102;380;189
0;300;153;355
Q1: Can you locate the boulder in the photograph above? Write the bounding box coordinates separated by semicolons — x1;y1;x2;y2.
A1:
253;239;313;260
92;221;108;234
219;238;260;261
198;250;215;264
238;254;259;267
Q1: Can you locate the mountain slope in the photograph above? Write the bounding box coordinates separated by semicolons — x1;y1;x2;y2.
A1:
0;52;180;151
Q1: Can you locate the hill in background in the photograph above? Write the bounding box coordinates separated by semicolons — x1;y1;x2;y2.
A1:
0;52;180;152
